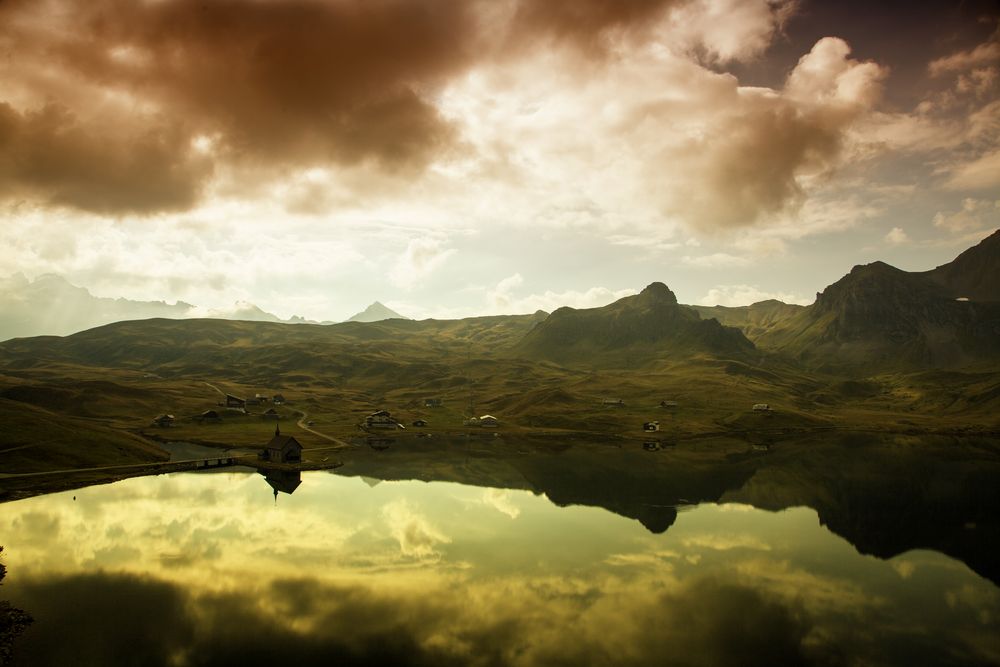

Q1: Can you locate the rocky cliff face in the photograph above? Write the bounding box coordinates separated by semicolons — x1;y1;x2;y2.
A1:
924;228;1000;302
811;262;953;341
759;260;1000;369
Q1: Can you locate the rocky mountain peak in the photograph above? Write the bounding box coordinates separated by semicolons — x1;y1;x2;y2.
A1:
638;282;678;305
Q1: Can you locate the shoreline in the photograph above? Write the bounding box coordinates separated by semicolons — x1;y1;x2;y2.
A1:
3;424;999;504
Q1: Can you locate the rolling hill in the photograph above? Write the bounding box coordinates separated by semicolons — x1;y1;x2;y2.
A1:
1;232;999;452
515;282;755;367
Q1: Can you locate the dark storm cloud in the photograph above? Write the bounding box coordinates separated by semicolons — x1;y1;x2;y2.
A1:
0;102;209;215
0;0;481;214
652;36;885;231
6;571;821;667
44;0;472;165
673;101;845;230
0;0;690;216
508;0;678;50
8;573;463;667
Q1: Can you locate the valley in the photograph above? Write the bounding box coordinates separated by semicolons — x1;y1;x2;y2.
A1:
0;231;998;498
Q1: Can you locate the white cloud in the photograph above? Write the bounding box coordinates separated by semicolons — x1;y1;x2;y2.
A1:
388;237;456;290
884;226;909;245
486;273;636;314
698;284;810;307
381;500;450;559
666;0;799;64
785;37;884;107
955;66;998;99
944;149;1000;191
682;253;751;268
929;39;1000;77
481;489;520;519
933;198;1000;233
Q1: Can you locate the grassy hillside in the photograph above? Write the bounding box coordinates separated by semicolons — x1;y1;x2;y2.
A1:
691;300;806;343
1;253;999;482
0;398;168;473
515;282;754;367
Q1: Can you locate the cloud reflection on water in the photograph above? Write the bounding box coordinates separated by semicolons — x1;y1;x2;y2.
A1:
0;471;997;666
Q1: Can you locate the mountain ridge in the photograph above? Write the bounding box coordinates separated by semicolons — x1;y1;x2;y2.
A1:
515;282;755;367
345;301;409;323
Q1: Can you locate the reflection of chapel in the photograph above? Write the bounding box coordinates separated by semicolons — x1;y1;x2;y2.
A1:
263;469;302;503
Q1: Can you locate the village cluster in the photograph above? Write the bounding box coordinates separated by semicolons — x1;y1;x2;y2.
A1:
149;389;776;462
151;391;287;429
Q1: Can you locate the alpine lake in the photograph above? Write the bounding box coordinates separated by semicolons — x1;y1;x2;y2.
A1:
1;432;998;667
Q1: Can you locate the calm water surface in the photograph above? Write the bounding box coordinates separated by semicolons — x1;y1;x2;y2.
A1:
1;468;998;666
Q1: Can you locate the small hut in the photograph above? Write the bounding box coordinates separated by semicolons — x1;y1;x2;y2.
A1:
263;408;280;420
199;410;221;423
479;415;499;428
152;414;175;428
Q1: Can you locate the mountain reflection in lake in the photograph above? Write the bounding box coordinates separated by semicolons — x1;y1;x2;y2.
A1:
1;436;998;666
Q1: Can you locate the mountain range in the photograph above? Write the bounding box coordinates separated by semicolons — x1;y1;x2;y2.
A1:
0;274;409;341
692;229;1000;371
0;231;996;413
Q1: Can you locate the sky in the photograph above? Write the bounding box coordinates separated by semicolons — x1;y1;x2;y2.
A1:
0;0;998;321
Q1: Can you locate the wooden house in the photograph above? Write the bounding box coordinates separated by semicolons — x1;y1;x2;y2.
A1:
479;415;499;427
272;393;286;405
602;398;625;407
365;410;399;429
263;408;280;420
225;394;246;409
643;421;660;432
423;398;442;408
